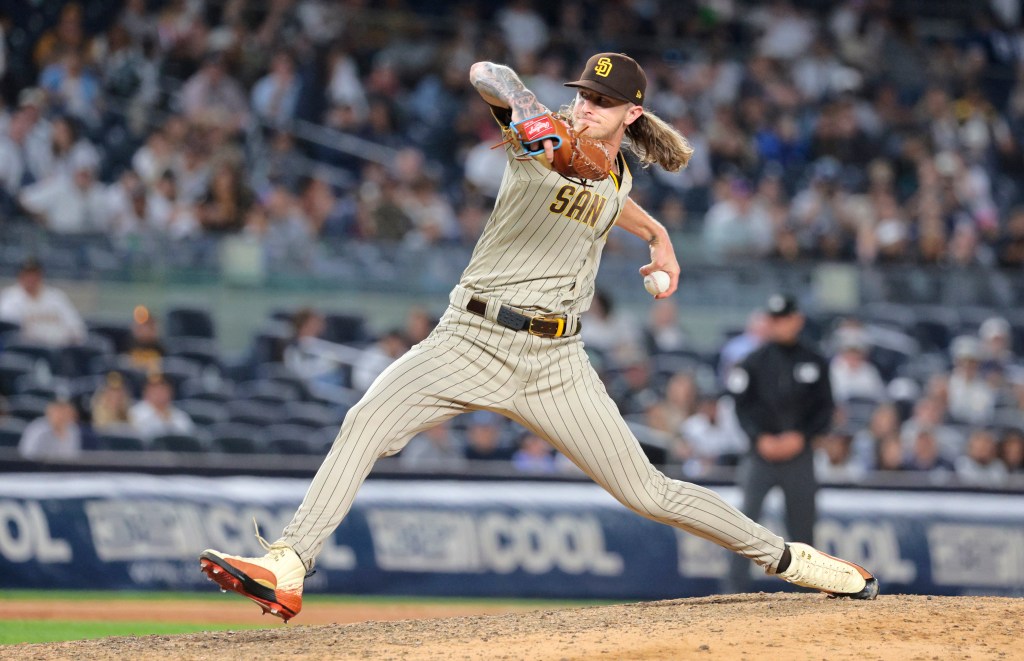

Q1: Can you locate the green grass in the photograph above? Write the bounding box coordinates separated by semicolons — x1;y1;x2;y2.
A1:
0;620;264;645
3;589;613;607
0;591;617;645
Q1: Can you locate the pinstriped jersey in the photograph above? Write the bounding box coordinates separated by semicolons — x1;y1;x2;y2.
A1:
457;106;632;317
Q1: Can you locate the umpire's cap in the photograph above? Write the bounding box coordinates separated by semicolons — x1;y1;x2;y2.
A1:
765;293;800;317
565;53;647;105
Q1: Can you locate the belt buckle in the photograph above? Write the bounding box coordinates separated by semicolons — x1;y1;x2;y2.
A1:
529;315;565;338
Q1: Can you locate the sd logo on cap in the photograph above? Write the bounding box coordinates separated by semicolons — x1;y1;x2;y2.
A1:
565;52;646;105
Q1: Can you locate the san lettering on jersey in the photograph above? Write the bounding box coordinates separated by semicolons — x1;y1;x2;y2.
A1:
548;184;608;229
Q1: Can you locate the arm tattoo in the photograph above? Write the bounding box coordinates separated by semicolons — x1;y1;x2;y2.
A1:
471;62;547;117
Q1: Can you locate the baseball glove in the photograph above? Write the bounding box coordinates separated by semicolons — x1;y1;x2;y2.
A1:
506;112;612;181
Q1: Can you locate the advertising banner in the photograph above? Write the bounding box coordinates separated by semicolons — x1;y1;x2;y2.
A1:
1;474;1022;598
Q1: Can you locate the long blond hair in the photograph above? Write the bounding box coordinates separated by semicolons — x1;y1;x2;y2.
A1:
560;100;693;172
624;109;693;172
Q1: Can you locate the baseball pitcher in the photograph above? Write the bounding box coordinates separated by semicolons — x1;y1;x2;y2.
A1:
199;53;878;621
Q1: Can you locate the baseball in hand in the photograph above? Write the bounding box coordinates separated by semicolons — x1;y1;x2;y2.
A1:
643;270;671;296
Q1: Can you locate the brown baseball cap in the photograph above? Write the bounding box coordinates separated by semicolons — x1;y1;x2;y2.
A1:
564;53;647;105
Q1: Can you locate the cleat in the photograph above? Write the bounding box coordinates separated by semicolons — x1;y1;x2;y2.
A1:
198;527;305;622
777;543;879;600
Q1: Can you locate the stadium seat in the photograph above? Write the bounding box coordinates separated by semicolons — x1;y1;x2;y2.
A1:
0;351;37;395
86;320;133;353
0;417;27;448
321;312;369;344
159;355;205;391
861;302;918;333
151;433;208;453
12;373;72;399
911;306;959;353
0;319;20;341
56;333;115;378
234;379;302;405
178;377;235;403
176;399;230;426
165;306;216;339
255;362;314;400
94;431;147;452
208;421;263;454
226;399;281;426
259;424;325;455
3;339;60;374
284;401;340;429
163;337;222;370
6;394;50;422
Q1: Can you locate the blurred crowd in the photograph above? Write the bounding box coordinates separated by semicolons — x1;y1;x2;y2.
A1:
3;254;1023;488
0;0;1022;268
3;0;1024;488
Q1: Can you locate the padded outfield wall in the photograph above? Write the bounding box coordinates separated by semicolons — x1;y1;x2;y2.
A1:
0;474;1021;598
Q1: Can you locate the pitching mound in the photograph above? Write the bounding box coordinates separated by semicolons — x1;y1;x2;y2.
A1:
10;593;1023;660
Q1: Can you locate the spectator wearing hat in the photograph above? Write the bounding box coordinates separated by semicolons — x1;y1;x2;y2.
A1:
128;373;195;441
978;316;1016;383
0;258;85;347
18;394;82;461
947;335;996;425
727;293;834;592
829;326;886;403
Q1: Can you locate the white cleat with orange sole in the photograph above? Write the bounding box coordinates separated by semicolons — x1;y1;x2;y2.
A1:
199;539;306;622
778;543;879;600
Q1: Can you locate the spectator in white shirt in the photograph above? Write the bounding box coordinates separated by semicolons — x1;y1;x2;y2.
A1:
954;428;1007;486
0;258;85;347
19;143;108;234
128;373;195;441
18;396;81;461
352;330;410;393
814;426;868;483
829;327;886;402
948;335;996;425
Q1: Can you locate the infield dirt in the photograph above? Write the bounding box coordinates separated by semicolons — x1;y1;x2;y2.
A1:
4;592;1022;660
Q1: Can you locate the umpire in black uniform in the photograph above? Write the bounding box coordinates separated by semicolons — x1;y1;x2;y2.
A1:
726;293;835;592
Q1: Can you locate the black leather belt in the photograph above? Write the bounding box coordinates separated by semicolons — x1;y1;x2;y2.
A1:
466;297;579;338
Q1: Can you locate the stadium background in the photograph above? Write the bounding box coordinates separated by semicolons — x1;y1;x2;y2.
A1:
1;0;1023;612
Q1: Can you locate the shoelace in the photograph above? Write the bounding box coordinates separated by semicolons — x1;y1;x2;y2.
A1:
252;518;290;561
251;518;315;577
799;557;855;591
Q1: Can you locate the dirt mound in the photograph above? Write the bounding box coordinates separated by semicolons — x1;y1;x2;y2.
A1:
9;593;1023;661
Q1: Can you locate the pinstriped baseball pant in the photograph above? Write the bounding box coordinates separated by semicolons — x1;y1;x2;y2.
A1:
278;304;787;573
